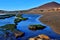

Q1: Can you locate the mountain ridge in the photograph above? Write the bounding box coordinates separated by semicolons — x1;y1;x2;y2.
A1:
0;2;60;13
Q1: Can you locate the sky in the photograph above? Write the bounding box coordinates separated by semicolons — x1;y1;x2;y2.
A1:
0;0;60;11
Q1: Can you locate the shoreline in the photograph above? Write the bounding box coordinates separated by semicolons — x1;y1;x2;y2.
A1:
0;12;60;34
39;12;60;34
23;12;60;34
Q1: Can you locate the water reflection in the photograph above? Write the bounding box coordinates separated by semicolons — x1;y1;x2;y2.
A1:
0;14;60;40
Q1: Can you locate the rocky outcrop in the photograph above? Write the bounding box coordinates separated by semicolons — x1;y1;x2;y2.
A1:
13;30;24;38
29;34;50;40
0;24;24;38
38;34;50;40
29;24;46;30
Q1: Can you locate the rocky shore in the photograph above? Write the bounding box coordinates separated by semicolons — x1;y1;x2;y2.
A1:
21;12;60;34
0;24;24;38
29;34;50;40
0;14;28;38
13;29;24;38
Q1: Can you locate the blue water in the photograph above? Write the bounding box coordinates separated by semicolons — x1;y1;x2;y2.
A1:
0;16;15;26
0;14;60;40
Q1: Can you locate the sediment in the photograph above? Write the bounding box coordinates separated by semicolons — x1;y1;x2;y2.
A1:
39;12;60;34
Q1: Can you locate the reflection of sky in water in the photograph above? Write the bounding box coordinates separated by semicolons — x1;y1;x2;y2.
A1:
0;17;15;26
0;14;60;40
17;14;60;40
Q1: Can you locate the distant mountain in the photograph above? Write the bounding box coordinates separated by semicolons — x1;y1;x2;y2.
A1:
0;10;19;14
0;2;60;14
30;2;60;9
25;2;60;13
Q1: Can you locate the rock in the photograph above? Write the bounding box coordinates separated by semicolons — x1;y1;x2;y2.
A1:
29;38;36;40
38;34;50;40
29;38;42;40
29;25;46;30
37;38;42;40
29;26;37;30
29;34;50;40
13;30;24;38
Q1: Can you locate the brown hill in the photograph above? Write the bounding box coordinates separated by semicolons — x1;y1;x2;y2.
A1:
33;2;60;9
26;2;60;13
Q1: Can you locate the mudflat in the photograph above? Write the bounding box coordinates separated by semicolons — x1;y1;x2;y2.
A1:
39;12;60;34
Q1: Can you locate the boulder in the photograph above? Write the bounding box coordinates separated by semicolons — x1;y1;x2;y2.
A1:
13;30;24;38
29;38;36;40
38;34;50;40
29;26;37;30
29;34;50;40
29;25;46;30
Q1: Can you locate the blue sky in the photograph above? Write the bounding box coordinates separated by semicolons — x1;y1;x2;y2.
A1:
0;0;60;11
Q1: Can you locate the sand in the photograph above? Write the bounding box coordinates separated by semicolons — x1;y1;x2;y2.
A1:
39;12;60;34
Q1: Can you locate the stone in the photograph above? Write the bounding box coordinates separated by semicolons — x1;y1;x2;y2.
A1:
29;38;36;40
38;34;50;40
29;34;50;40
13;30;24;38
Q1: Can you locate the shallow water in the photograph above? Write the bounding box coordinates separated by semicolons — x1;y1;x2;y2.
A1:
0;16;15;26
0;14;60;40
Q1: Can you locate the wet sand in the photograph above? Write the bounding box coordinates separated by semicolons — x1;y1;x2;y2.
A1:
39;12;60;34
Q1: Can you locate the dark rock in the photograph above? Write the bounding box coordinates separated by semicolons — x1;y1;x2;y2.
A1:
13;30;24;38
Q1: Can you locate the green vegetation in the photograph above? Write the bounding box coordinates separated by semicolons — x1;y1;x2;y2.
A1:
0;24;16;31
16;14;22;18
14;18;22;24
0;14;27;38
0;14;28;32
0;24;24;38
14;14;28;24
16;14;28;20
29;24;46;30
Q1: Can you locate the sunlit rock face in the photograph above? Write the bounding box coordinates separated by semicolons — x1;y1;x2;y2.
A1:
29;38;35;40
38;34;50;40
0;30;17;40
29;34;50;40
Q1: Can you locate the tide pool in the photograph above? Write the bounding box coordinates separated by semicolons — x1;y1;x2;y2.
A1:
0;14;60;40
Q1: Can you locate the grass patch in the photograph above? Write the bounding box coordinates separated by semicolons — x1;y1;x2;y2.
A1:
0;24;16;31
14;14;28;24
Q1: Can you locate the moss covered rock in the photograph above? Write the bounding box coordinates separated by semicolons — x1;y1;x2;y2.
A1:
0;24;16;31
29;24;46;30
